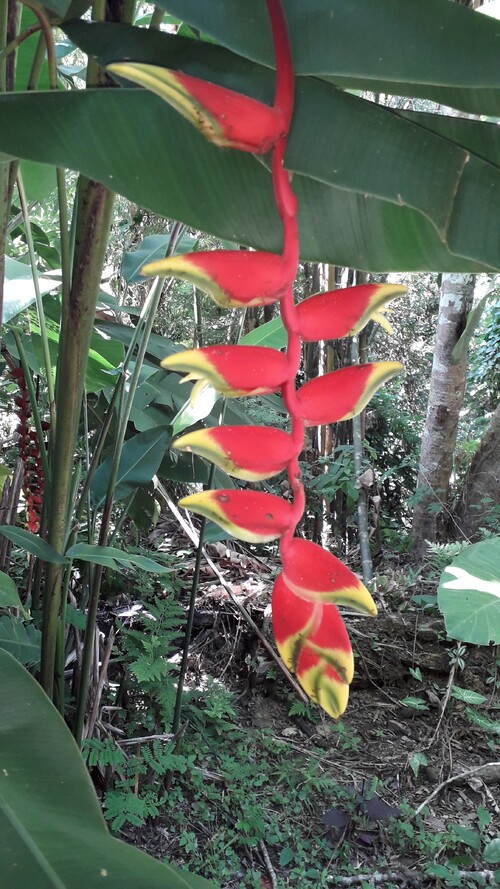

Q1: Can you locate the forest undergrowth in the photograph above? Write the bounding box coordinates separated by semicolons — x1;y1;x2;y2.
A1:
67;516;500;889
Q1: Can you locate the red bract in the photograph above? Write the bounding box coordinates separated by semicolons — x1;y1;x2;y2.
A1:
281;539;376;614
296;647;350;720
272;573;353;717
161;345;290;398
296;283;405;341
297;362;403;426
142;250;294;309
106;63;286;154
178;489;294;543
173;426;297;481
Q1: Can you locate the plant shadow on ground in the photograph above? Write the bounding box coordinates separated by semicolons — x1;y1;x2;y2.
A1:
89;536;500;889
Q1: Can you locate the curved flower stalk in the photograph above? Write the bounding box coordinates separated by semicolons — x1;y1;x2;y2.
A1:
110;0;404;717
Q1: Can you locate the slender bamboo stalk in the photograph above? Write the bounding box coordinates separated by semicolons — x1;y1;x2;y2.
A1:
351;334;373;583
16;173;56;421
170;510;209;734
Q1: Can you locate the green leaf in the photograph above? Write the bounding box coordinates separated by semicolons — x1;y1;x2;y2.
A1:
0;649;216;888
16;9;61;93
57;20;500;273
159;450;209;484
126;487;160;533
66;543;172;574
400;696;429;711
451;282;498;365
2;257;59;324
42;0;74;18
279;847;294;867
484;839;500;865
240;316;287;350
0;573;30;620
0;616;41;665
0;573;22;611
451;825;481;851
1;81;499;272
65;604;87;630
0;527;68;564
408;751;428;779
450;686;487;706
438;538;500;645
121;231;198;283
90;427;171;507
30;299;124;393
96;319;180;366
19;161;57;204
156;0;500;117
171;383;219;437
465;707;500;736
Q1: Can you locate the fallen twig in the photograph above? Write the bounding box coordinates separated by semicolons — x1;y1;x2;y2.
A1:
328;869;497;886
259;839;278;889
428;660;456;745
415;761;500;816
86;629;115;739
117;733;174;746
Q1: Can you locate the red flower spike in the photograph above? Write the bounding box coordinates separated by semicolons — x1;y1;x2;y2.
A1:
173;426;297;481
296;283;406;342
141;251;294;309
179;489;294;543
161;346;290;398
281;539;377;614
107;64;286;154
297;361;403;426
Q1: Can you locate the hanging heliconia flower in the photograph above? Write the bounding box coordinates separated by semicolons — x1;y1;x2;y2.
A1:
297;362;403;426
296;283;405;340
178;489;294;543
110;0;404;718
173;426;297;481
161;345;291;398
106;64;287;154
141;250;296;309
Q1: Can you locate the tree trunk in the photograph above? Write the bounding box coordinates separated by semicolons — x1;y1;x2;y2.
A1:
411;273;475;554
454;401;500;540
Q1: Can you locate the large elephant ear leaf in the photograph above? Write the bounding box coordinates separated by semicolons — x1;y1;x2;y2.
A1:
437;538;500;645
0;649;215;888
